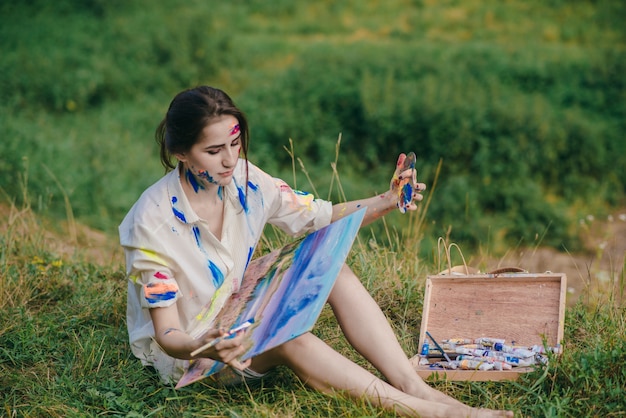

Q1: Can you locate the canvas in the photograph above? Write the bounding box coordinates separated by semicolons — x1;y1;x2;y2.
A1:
176;208;366;388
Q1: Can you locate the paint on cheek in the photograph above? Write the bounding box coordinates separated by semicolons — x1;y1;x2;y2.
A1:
144;282;179;304
198;169;218;184
154;272;168;280
171;196;187;223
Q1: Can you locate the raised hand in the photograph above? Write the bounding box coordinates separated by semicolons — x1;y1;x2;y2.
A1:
390;152;420;213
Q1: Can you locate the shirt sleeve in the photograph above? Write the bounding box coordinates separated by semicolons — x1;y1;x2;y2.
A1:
121;221;183;309
251;165;332;236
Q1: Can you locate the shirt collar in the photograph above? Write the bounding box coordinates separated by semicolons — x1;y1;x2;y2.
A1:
166;164;200;225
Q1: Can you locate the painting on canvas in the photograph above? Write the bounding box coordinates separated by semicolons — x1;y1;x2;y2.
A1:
176;208;365;388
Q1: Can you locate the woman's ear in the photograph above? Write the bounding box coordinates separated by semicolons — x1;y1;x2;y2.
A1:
174;152;187;163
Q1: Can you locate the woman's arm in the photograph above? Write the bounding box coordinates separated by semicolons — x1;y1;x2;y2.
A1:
150;304;251;370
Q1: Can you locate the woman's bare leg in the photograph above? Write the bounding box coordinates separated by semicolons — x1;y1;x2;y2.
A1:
326;264;463;405
252;332;510;418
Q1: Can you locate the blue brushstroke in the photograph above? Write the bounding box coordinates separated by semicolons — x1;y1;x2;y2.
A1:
247;181;259;191
186;169;204;193
192;225;201;246
146;292;177;304
192;225;224;288
208;260;225;288
245;247;254;270
171;196;186;223
237;184;248;213
217;186;223;201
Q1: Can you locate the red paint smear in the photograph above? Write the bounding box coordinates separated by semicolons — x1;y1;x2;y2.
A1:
154;271;168;280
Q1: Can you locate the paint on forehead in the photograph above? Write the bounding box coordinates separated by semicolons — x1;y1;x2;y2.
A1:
229;123;240;136
171;196;187;223
186;168;205;193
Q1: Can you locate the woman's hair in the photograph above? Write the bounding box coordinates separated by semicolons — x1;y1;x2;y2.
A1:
156;86;250;171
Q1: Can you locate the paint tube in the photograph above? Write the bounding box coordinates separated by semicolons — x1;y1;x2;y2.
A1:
474;337;506;346
457;347;537;366
418;341;430;365
455;347;491;357
494;343;535;358
531;344;561;354
457;355;513;370
432;361;458;370
501;355;536;367
444;338;474;346
457;359;494;371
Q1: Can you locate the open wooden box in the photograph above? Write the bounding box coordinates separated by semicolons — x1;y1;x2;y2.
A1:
410;272;567;381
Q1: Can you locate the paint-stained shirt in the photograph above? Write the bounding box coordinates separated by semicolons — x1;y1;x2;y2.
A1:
119;159;332;381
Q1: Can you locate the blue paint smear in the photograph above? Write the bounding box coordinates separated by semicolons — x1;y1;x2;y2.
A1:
146;292;177;304
192;225;201;246
217;186;223;201
208;260;224;288
237;184;248;213
243;246;254;271
247;181;259;191
193;225;224;288
171;196;187;223
186;169;204;193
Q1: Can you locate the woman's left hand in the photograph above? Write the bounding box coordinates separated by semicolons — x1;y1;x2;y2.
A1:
389;152;426;213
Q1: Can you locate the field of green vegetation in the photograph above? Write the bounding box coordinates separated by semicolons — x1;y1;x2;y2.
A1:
2;0;625;416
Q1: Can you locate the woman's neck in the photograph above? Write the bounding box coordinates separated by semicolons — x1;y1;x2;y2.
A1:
179;165;223;205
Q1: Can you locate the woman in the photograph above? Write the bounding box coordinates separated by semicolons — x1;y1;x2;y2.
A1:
119;86;513;417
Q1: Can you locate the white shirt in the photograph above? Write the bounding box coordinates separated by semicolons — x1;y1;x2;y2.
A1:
119;160;332;381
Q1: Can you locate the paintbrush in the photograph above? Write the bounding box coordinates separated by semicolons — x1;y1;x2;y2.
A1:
426;331;453;363
191;319;254;357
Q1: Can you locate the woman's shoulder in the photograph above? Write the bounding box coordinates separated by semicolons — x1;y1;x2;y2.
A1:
120;172;173;229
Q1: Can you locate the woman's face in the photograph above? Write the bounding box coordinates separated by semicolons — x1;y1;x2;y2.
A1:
176;115;241;189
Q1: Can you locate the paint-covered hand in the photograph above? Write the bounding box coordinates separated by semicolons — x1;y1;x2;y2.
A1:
192;327;251;371
389;152;425;213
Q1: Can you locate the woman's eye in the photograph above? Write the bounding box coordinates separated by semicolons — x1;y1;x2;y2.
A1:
231;137;241;147
208;150;219;155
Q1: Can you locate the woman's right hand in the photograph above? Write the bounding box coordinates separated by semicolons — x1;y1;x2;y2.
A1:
192;328;252;371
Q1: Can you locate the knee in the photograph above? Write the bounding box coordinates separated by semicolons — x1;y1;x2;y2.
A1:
252;332;316;372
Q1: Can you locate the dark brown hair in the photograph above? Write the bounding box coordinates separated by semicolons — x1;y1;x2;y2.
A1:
155;86;250;172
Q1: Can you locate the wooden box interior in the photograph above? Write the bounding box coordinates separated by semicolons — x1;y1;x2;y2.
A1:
413;272;567;381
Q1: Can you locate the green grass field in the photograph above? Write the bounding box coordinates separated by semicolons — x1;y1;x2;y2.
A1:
1;201;624;417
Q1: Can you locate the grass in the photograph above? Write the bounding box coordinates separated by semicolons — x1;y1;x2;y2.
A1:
1;193;624;417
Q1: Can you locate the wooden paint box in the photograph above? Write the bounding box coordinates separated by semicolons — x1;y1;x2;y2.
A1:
410;272;567;381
